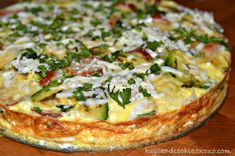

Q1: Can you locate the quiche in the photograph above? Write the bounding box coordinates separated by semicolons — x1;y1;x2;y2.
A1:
0;0;231;152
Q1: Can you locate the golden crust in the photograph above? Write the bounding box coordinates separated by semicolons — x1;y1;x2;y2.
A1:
0;0;231;152
0;71;229;152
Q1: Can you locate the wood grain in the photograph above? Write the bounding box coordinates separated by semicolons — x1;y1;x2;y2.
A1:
0;0;234;155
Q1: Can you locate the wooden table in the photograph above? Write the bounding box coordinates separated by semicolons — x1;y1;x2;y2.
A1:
0;0;234;155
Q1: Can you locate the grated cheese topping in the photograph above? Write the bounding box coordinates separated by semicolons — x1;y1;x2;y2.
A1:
0;0;230;122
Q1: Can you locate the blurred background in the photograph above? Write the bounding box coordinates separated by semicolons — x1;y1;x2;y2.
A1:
0;0;17;8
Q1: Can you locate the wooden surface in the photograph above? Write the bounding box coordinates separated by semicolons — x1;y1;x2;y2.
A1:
0;0;235;155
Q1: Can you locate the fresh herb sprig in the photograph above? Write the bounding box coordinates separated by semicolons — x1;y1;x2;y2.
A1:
173;27;228;47
139;86;151;97
73;83;93;101
21;47;88;75
108;85;131;108
146;41;164;50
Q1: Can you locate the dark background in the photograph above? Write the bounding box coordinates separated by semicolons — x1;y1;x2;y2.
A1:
0;0;17;8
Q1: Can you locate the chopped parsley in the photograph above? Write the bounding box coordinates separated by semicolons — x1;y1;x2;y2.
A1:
49;15;64;31
102;51;120;63
25;6;44;15
0;0;229;122
136;9;147;19
174;27;228;47
173;27;194;44
73;90;87;101
78;42;91;58
90;18;102;27
73;83;93;101
145;4;161;16
66;52;80;63
105;76;113;83
146;41;164;50
84;31;93;38
128;78;136;85
111;0;125;5
111;27;122;39
21;48;81;71
194;35;228;47
108;86;131;108
139;86;151;97
150;63;161;74
74;83;93;92
120;62;134;70
33;106;42;113
83;83;93;91
80;47;91;58
38;55;66;70
21;48;38;59
134;73;146;80
101;29;112;40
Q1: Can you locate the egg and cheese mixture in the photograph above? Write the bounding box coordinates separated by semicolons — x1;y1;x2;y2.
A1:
0;0;230;122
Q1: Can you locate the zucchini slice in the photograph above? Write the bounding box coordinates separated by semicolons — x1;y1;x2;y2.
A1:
166;50;190;70
31;77;66;101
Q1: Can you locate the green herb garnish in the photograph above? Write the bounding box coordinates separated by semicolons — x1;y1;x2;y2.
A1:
101;30;112;40
134;73;146;80
102;51;120;63
80;48;91;58
174;27;228;47
73;83;93;101
108;86;131;108
25;6;44;15
121;62;134;70
145;4;160;16
128;78;136;85
150;63;161;74
73;91;86;101
21;48;38;59
139;86;151;97
146;41;164;50
90;18;102;27
83;83;93;91
105;76;113;83
33;106;42;113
